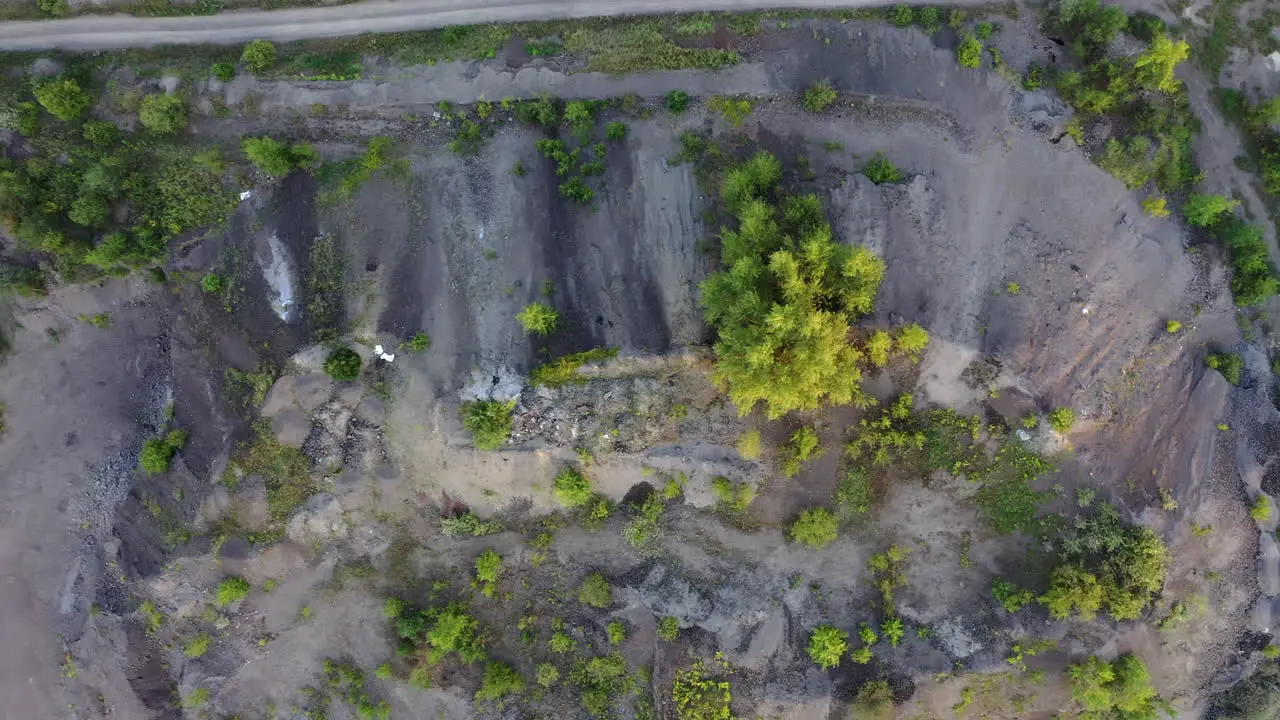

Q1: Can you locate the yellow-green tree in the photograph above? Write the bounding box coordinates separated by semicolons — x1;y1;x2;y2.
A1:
701;151;885;419
1133;33;1189;94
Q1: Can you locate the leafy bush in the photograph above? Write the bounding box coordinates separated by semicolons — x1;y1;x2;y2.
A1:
1068;654;1167;718
1183;193;1238;227
536;662;560;688
531;347;618;387
975;21;994;39
852;680;895;720
896;323;930;360
1141;195;1169;218
702;151;886;418
577;571;613;608
606;620;627;645
460;399;515;450
665;90;690;113
323;347;362;381
474;549;502;597
711;476;755;513
1048;407;1076;433
736;429;762;460
1251;495;1272;522
862;153;905;184
789;508;839;549
423;608;485;663
549;631;574;654
1206;352;1243;385
139;94;187;135
881;616;904;647
215;576;251;606
957;35;983;68
140;429;188;474
553;467;593;507
707;95;754;127
201;273;224;293
802;82;838;112
808;625;848;669
516;302;559;335
917;7;942;33
1212;219;1279;306
242;137;317;177
440;512;502;537
184;633;211;658
605;121;627;141
991;578;1035;613
241;40;278;73
213;62;236;82
672;659;732;720
657;615;680;642
34;79;90;122
889;4;913;26
780;426;821;478
475;662;524;702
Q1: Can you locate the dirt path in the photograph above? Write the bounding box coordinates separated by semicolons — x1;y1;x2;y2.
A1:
0;0;1003;51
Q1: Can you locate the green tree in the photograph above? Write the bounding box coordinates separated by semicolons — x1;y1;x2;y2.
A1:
1068;654;1166;718
516;302;559;335
1041;563;1104;619
862;153;904;184
789;508;839;549
34;79;90;122
957;35;983;69
701;151;886;419
323;347;362;381
474;549;502;597
807;625;848;669
460;399;514;450
241;40;277;73
1048;407;1076;433
475;662;524;701
138;94;187;135
1183;193;1238;227
1133;33;1190;94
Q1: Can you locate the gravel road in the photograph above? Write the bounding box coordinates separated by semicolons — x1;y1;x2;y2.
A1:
0;0;1001;50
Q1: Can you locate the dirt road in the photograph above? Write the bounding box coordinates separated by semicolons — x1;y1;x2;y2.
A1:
0;0;1002;51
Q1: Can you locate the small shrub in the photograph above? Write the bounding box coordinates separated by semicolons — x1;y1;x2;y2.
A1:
896;322;930;360
657;615;680;642
405;332;430;353
881;616;904;647
992;578;1035;613
323;347;362;381
789;508;839;549
549;631;574;654
516;302;559;335
441;512;502;537
802;81;838;113
553;467;593;507
889;4;913;26
444;401;507;453
835;467;873;519
1165;320;1182;333
1141;196;1170;218
711;476;755;513
184;633;211;658
475;661;524;702
474;549;502;597
1067;654;1165;718
606;621;627;645
1206;353;1243;385
212;62;236;81
862;153;904;184
1048;407;1076;433
605;121;627;141
241;40;277;73
736;429;762;460
215;576;251;606
665;90;690;113
780;426;821;478
201;273;224;293
138;94;187;135
975;21;994;39
917;7;942;33
1251;495;1272;522
852;680;894;720
671;659;732;720
808;625;849;669
957;35;983;68
140;429;188;474
577;572;613;608
707;95;754;127
1263;645;1280;659
536;662;560;687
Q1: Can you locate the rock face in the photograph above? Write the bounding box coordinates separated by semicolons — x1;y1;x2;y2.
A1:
286;493;347;543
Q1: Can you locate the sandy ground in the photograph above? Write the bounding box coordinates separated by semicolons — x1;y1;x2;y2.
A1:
0;7;1276;720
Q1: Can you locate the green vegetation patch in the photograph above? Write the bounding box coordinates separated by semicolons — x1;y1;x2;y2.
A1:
1042;504;1168;621
460;399;515;450
530;347;618;387
139;428;187;474
233;424;313;520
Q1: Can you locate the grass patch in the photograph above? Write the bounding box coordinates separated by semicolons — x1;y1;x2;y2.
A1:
530;347;618;387
232;424;313;520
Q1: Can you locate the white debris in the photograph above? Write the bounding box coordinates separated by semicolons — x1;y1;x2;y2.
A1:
1016;429;1032;441
239;190;252;201
1081;306;1090;315
373;345;396;363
